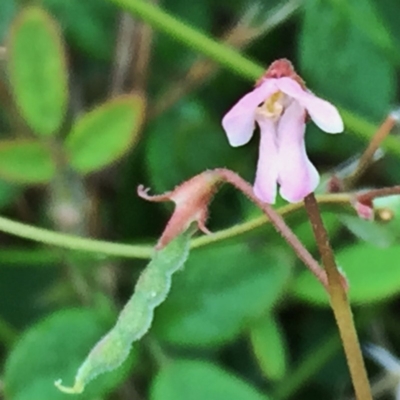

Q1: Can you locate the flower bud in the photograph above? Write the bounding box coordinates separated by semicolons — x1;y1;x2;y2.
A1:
353;197;374;221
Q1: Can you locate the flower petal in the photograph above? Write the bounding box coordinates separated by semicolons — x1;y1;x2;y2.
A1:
276;77;344;134
222;79;278;147
277;101;319;203
253;117;279;203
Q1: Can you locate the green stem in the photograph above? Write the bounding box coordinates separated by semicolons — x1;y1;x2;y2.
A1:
0;215;153;259
304;193;372;400
0;194;350;262
108;0;263;79
191;193;351;249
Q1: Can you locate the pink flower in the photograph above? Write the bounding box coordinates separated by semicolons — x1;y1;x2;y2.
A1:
222;59;344;204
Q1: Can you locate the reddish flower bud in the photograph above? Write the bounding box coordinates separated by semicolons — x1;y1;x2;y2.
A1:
138;171;221;249
353;197;374;220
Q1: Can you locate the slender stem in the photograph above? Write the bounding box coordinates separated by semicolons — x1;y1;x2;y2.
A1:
303;193;372;400
217;169;328;288
0;215;153;259
192;192;351;249
338;108;400;158
0;187;394;263
346;114;397;186
0;194;349;263
108;0;263;80
357;185;400;204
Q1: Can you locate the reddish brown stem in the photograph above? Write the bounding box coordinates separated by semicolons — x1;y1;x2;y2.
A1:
357;185;400;204
346;114;397;186
215;168;328;289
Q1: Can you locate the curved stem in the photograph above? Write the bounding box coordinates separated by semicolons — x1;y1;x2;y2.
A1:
0;192;371;262
0;193;351;262
217;169;329;288
0;215;153;259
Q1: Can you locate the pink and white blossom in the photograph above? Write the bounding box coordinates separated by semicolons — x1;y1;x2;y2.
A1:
222;59;344;204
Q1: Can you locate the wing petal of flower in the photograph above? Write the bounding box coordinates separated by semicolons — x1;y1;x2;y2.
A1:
276;77;344;134
222;79;278;147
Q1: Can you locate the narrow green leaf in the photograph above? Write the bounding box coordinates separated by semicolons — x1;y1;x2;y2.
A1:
65;95;144;174
56;231;191;394
339;214;395;247
249;314;288;381
0;140;55;183
153;243;292;347
8;6;68;136
4;309;137;400
292;244;400;305
150;360;270;400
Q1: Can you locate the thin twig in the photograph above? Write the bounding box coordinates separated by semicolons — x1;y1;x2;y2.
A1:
216;169;328;289
345;114;398;186
304;193;372;400
357;185;400;204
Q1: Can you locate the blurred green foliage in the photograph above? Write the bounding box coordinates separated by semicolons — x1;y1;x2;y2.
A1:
0;0;399;399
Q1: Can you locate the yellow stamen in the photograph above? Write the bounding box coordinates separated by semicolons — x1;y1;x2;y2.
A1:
258;91;284;119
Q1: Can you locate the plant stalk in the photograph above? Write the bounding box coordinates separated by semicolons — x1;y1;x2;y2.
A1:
304;193;372;400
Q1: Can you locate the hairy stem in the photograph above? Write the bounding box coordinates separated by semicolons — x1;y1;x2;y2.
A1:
217;169;328;288
304;193;372;400
357;185;400;204
0;186;395;263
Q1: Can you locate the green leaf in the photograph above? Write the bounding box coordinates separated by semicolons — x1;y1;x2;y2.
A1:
65;95;145;174
42;0;117;60
292;244;400;305
56;231;191;394
249;313;288;381
3;309;137;400
153;242;292;347
0;140;55;183
150;359;270;400
8;6;68;136
299;0;396;120
339;214;396;247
